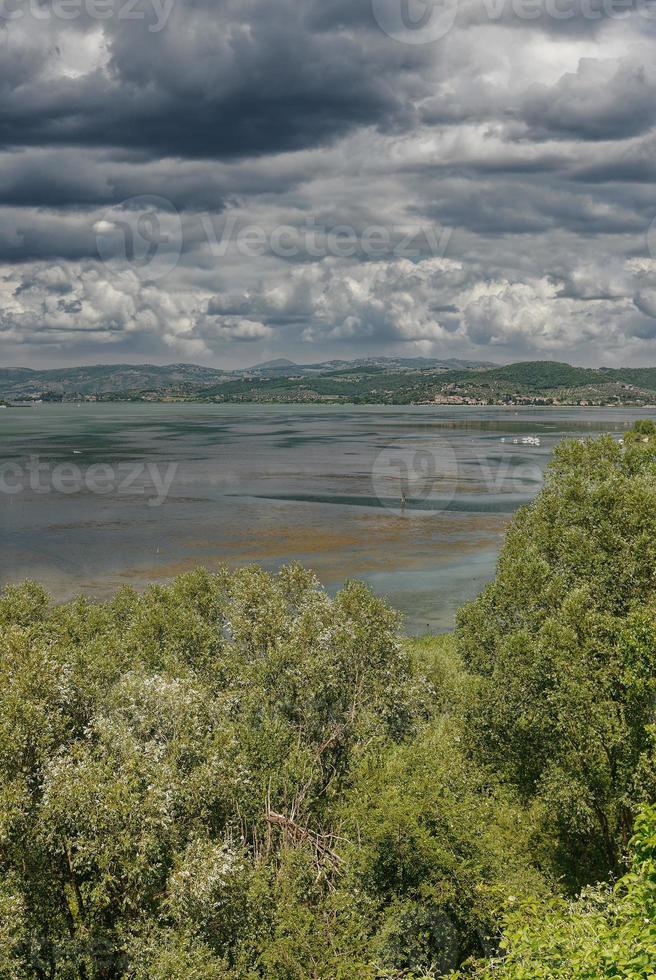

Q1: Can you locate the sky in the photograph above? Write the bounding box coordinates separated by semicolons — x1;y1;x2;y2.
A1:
2;0;656;368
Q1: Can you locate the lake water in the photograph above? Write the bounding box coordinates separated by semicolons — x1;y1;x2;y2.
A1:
0;403;649;633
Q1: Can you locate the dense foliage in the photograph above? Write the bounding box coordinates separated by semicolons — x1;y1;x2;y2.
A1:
0;569;538;978
454;803;656;979
2;425;656;977
457;431;656;888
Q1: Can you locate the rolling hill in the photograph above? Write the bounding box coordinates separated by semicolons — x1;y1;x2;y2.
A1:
3;359;656;405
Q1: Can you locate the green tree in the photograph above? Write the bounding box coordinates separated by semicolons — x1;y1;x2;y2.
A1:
454;804;656;979
456;434;656;887
340;717;543;976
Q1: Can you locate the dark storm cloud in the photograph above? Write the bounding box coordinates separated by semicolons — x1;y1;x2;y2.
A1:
2;0;656;366
0;149;235;210
570;135;656;183
0;210;101;262
0;75;395;160
0;0;417;160
519;61;656;141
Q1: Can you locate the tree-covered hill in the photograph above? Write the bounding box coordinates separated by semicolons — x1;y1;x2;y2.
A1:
605;366;656;390
0;363;228;398
0;358;488;400
479;360;601;388
6;358;656;405
137;361;656;405
479;359;656;392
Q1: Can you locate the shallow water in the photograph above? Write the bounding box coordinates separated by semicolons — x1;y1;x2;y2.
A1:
0;403;649;633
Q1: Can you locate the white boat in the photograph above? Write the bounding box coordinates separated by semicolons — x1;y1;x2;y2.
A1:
506;436;541;447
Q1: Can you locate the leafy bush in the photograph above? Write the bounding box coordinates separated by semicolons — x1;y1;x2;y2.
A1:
625;419;656;445
454;804;656;978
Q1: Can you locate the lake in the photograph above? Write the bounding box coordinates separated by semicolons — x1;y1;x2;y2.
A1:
0;403;649;633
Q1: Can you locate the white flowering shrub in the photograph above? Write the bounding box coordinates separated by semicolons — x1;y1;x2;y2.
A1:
0;565;442;977
0;564;543;978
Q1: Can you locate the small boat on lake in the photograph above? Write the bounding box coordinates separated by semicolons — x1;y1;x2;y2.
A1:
502;436;541;447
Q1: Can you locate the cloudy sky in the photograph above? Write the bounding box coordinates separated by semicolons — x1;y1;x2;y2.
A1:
2;0;656;367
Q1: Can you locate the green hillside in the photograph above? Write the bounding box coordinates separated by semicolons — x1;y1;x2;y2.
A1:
5;359;656;404
479;360;601;388
603;366;656;390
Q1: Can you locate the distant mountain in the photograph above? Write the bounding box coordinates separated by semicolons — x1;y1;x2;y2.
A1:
0;363;226;398
249;358;299;370
0;357;497;398
248;356;495;375
303;356;495;371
